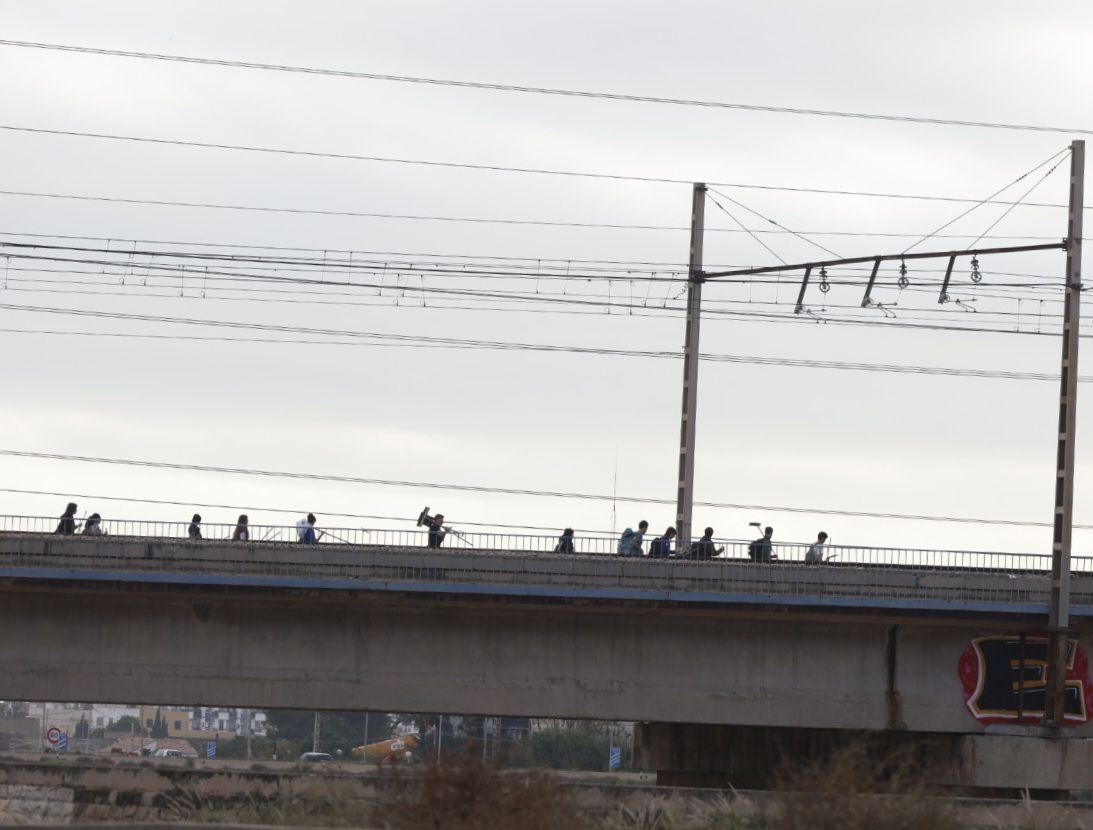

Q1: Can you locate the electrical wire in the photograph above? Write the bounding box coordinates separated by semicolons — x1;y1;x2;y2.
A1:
708;188;840;258
0;188;706;231
900;147;1071;254
0;487;616;536
3;40;1093;136
0;186;1082;232
0;449;1084;530
1;123;1083;218
705;194;786;264
0;321;1077;381
968;154;1071;249
901;147;1071;254
3;290;1087;346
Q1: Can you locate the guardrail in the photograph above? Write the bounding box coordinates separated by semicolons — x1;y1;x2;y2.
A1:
0;513;1064;573
0;525;1078;614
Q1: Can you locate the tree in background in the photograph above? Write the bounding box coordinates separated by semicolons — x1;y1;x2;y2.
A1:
108;715;144;735
150;708;168;739
74;717;89;739
529;727;612;771
0;701;29;719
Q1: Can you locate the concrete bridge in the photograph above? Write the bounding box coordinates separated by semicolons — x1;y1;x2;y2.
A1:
2;528;1092;792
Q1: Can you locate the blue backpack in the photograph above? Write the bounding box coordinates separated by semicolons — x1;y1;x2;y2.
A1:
618;528;636;555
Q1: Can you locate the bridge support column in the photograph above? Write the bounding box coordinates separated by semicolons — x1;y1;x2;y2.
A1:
635;722;1090;797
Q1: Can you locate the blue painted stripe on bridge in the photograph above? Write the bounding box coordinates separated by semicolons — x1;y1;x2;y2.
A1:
0;564;1058;616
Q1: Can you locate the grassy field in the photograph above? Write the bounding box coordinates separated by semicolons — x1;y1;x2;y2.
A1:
3;746;1093;828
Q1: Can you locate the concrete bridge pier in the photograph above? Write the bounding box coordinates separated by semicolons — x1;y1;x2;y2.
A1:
635;722;1093;798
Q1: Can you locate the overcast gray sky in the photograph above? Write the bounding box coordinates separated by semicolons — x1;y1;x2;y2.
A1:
1;0;1091;555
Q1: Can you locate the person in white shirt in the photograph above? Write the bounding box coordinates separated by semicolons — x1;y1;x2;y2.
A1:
805;531;829;564
82;513;105;536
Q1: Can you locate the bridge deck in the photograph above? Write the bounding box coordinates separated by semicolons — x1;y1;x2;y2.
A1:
1;532;1090;618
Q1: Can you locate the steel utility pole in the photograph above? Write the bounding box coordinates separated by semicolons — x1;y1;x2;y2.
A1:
1046;139;1085;728
676;183;706;550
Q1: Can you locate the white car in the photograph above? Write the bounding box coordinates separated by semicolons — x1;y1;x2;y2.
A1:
153;748;184;758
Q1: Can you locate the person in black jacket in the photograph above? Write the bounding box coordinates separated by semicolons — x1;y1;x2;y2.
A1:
55;502;78;535
690;527;725;560
426;513;447;549
554;528;576;554
748;526;776;562
232;515;249;542
650;527;677;559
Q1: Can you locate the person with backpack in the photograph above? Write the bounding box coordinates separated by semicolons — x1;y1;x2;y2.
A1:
690;527;725;561
617;520;648;557
748;526;776;562
554;528;576;554
649;527;677;559
297;513;320;545
425;513;447;549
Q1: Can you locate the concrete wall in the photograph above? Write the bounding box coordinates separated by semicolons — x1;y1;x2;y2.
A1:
0;579;1078;735
636;722;1093;792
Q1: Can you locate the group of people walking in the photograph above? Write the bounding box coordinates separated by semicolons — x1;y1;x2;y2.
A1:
54;503;271;544
52;501;831;562
606;520;831;563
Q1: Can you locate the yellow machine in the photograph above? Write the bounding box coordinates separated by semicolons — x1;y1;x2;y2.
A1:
351;733;421;765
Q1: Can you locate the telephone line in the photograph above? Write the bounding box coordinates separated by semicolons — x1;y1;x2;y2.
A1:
0;317;1083;380
0;122;1085;214
0;487;614;536
0;448;1082;530
2;40;1092;136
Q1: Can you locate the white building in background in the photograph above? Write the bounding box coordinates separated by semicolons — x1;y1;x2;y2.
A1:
30;703;267;738
189;707;268;737
32;702;140;734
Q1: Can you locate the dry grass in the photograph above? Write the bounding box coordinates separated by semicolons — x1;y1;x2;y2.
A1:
600;792;768;830
403;757;590;830
772;741;962;830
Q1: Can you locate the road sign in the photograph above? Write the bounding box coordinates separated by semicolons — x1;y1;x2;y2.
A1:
609;745;621;770
206;740;216;758
56;733;68;753
46;727;61;745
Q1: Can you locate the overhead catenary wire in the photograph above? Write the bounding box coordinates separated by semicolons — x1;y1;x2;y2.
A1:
2;251;1058;312
3;290;1090;351
705;194;787;265
0;487;618;536
1;123;1086;215
0;187;1084;232
0;188;714;231
0;245;1066;293
966;153;1071;249
708;188;841;259
1;449;1087;530
3;40;1093;136
0;323;1080;381
7;265;1063;313
1;284;1086;340
901;147;1071;254
0;236;1072;321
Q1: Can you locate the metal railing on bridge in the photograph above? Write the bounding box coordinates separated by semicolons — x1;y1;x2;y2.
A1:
0;512;1062;571
0;513;1085;613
